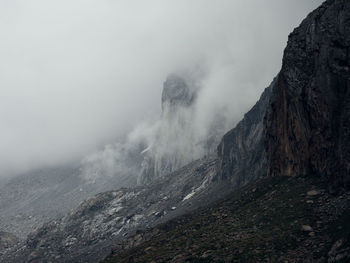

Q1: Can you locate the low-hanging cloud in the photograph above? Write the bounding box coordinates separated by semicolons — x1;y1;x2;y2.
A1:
0;0;323;177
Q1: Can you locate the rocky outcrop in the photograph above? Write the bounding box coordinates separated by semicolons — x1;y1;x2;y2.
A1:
264;0;350;191
217;79;274;188
138;74;199;184
161;74;196;112
138;74;226;185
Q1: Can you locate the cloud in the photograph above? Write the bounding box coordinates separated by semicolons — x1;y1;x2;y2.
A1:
0;0;323;177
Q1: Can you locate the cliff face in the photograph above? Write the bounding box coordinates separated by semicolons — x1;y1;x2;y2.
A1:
217;79;274;188
138;74;199;184
265;0;350;191
138;74;226;185
161;74;196;112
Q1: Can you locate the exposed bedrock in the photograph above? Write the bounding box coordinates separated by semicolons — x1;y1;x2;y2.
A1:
264;0;350;191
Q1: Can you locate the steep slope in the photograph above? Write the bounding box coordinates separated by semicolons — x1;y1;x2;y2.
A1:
217;78;275;187
265;0;350;191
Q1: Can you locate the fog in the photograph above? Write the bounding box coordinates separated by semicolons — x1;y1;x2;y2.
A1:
0;0;323;177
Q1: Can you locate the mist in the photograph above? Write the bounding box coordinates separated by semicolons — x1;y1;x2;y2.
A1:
0;0;323;177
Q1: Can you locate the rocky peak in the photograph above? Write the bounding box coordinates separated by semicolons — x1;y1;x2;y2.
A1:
138;73;210;185
264;0;350;191
161;74;196;113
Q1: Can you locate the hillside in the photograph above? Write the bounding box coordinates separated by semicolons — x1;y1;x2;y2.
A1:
104;175;350;262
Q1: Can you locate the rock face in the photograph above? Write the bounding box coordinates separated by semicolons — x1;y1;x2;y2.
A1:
138;74;199;184
265;0;350;191
161;74;196;112
217;79;274;188
138;74;225;185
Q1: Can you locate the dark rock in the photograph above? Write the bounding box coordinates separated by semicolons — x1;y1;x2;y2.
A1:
217;78;275;188
264;0;350;191
102;175;350;263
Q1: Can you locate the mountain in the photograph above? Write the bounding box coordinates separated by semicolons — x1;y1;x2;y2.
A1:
2;0;350;262
0;73;222;241
104;0;350;261
3;157;223;262
0;76;273;262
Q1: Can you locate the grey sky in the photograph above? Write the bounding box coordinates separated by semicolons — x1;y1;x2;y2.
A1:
0;0;323;176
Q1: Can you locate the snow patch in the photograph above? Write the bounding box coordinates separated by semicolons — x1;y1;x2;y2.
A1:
183;192;195;201
182;178;209;201
141;146;151;154
106;206;123;216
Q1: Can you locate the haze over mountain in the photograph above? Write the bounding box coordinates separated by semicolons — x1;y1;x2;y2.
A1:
0;0;322;177
1;0;350;262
